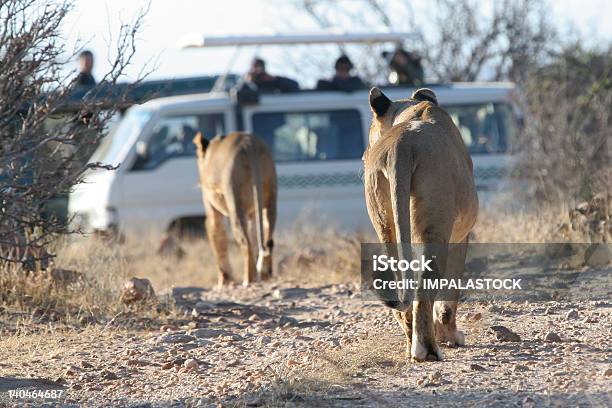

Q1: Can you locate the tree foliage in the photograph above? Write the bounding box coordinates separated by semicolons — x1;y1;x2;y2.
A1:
0;0;146;265
517;45;612;201
290;0;555;83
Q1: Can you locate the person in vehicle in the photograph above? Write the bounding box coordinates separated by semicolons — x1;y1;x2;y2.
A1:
75;50;96;88
245;58;299;93
383;48;424;86
316;54;366;92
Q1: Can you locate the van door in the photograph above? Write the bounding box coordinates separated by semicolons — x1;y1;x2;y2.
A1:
118;111;226;233
246;108;371;231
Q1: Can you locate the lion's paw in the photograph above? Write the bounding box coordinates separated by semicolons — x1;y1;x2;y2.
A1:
411;339;443;362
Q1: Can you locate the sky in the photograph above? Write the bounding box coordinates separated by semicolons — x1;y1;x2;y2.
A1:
60;0;612;84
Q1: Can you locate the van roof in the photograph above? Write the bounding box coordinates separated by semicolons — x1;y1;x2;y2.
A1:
138;81;516;113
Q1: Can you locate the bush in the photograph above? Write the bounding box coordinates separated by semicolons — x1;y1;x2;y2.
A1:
515;45;612;203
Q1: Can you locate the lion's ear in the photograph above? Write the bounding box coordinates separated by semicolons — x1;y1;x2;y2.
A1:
193;132;209;153
369;87;391;117
411;88;438;106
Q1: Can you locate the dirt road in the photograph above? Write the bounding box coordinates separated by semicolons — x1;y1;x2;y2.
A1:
1;273;611;407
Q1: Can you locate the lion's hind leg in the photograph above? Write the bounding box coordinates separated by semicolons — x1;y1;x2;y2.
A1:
259;203;276;281
393;308;413;357
434;237;468;347
204;201;233;288
411;237;448;362
226;184;256;287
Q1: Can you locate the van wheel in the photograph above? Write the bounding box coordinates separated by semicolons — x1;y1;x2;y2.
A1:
168;216;206;239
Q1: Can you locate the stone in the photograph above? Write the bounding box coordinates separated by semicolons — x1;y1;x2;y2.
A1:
286;359;299;367
513;364;529;372
159;333;196;344
429;371;442;382
100;370;119;380
64;365;80;376
80;361;94;369
189;328;233;339
256;336;271;347
126;359;150;367
278;315;299;327
488;325;521;342
522;396;536;407
121;277;155;304
171;358;186;367
566;309;579;320
184;359;198;371
272;288;311;300
470;363;486;371
544;332;562;342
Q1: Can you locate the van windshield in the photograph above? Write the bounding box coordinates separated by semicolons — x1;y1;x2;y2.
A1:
91;109;152;167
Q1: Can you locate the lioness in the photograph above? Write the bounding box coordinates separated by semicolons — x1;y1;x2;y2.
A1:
363;87;478;362
193;132;277;287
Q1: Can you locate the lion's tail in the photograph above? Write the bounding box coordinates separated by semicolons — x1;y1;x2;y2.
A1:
387;146;412;267
249;151;266;277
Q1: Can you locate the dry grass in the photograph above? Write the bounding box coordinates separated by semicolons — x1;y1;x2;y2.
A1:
54;231;222;291
0;223;366;334
472;205;569;243
306;333;405;383
239;332;405;406
275;223;366;285
0;325;118;375
0;204;591;335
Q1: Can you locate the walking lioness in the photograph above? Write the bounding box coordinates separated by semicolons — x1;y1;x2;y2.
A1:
193;132;277;287
363;87;478;362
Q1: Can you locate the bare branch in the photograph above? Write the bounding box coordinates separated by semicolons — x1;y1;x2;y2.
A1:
0;0;150;267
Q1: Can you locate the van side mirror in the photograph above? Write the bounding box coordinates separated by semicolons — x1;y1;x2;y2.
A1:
136;141;149;161
131;141;150;171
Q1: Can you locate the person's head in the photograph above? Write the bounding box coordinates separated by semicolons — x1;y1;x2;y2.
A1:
79;50;94;74
250;58;266;75
386;48;420;70
393;52;408;67
334;55;353;78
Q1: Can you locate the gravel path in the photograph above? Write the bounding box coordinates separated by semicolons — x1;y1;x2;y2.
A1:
1;276;611;407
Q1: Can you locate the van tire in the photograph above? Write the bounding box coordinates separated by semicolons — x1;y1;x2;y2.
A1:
168;216;206;239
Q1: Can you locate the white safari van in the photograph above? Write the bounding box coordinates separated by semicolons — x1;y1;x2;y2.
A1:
68;82;517;234
69;32;517;234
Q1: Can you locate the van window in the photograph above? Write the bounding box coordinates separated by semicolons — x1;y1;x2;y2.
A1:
252;110;363;161
133;112;224;170
445;103;514;154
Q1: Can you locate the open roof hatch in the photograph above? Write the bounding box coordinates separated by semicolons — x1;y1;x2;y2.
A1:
177;31;420;92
